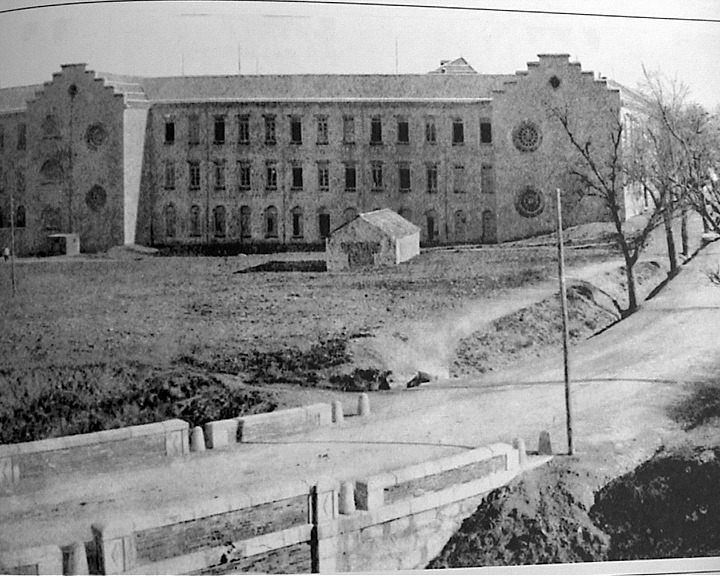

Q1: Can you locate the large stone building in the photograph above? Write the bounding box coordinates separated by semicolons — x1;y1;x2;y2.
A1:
0;54;623;255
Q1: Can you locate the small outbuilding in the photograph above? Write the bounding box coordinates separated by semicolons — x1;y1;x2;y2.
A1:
326;209;420;272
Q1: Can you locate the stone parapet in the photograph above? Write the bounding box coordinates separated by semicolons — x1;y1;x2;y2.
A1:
0;419;189;490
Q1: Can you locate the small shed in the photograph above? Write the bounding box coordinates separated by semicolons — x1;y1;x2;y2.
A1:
48;233;81;256
326;209;420;272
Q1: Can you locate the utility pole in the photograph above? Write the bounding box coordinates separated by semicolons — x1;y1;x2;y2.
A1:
10;191;16;296
556;188;573;455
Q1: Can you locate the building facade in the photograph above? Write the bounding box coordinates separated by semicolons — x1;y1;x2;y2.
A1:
0;54;623;255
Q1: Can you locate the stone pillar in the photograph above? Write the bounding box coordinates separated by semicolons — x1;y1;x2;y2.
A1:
513;437;528;467
92;523;137;574
66;541;89;575
538;430;553;455
190;426;206;452
311;479;339;574
357;393;370;417
331;400;344;424
339;481;355;514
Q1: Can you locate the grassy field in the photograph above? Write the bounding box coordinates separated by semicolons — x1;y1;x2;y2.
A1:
0;234;618;442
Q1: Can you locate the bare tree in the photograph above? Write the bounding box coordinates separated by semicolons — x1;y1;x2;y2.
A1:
640;70;720;239
548;104;666;314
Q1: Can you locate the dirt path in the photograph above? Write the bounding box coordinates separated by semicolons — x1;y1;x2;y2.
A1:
2;239;719;555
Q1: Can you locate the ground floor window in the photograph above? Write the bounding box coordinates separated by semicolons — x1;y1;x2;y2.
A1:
213;205;226;237
291;206;303;238
165;204;177;238
318;212;330;239
265;206;278;238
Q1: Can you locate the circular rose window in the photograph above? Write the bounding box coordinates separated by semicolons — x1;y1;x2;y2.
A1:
515;187;545;218
513;121;542;152
85;123;108;150
86;185;107;212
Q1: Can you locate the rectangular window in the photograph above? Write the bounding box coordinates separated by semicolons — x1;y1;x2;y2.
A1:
371;162;383;190
265;116;276;145
397;118;409;144
291;164;303;190
426;164;438;194
238;115;250;144
344;164;356;191
481;163;495;194
480;121;492;144
266;162;277;190
238;161;251;191
189;161;201;190
398;163;411;192
425;119;437;143
17;123;26;150
164;160;176;190
317;116;329;145
453;164;465;193
370;116;382;144
318;163;329;191
189;115;200;145
290;116;302;144
214;116;225;144
214;160;226;189
343;116;355;144
164;120;175;144
452;119;464;145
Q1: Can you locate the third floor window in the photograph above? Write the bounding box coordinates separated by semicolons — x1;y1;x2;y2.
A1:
370;116;382;144
290;117;302;144
214;116;225;144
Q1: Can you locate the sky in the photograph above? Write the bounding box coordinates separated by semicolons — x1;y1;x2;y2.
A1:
0;0;719;111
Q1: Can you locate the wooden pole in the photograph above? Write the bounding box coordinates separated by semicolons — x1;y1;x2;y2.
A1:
556;188;573;455
10;192;16;297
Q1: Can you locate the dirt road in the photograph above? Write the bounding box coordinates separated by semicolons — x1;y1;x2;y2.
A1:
2;238;719;555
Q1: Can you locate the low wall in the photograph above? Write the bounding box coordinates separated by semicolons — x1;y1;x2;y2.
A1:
0;419;189;490
0;544;64;575
92;479;323;575
204;403;332;449
316;443;522;573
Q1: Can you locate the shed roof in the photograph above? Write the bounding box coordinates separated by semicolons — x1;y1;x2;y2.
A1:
355;208;420;238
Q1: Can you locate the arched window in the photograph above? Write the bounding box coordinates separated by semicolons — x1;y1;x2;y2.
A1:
318;208;330;239
425;209;438;242
343;207;357;224
213;205;226;237
454;210;467;242
165;204;177;238
264;206;278;238
291;206;304;239
240;206;251;239
189;205;201;237
40;158;63;183
16;205;26;228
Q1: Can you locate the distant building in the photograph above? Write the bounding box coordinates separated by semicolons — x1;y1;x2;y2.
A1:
326;208;420;271
0;55;627;255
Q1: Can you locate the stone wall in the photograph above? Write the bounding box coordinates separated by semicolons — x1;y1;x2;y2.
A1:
315;443;524;573
0;419;189;492
92;478;318;575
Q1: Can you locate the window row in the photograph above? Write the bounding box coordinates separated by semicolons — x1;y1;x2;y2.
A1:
161;203;494;244
163;114;492;147
0;205;27;228
162;160;495;195
0;123;27;152
162;203;342;240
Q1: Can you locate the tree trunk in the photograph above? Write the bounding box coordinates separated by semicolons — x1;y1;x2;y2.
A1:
625;258;638;314
681;208;689;258
663;209;678;275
